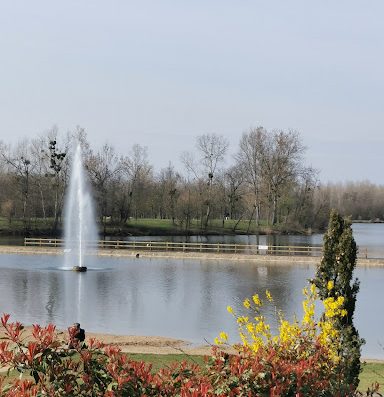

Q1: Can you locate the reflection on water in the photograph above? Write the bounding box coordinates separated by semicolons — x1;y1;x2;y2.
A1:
0;254;382;358
1;222;384;257
107;223;384;258
113;234;324;247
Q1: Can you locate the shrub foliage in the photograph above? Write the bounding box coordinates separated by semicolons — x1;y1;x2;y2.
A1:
313;209;364;389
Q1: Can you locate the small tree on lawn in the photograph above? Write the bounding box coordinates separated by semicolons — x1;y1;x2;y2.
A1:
313;209;364;390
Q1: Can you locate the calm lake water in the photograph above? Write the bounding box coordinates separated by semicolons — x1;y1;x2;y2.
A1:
2;222;384;256
118;222;384;258
0;253;382;359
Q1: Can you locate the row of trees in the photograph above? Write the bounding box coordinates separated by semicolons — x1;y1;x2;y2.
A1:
318;181;384;222
0;126;382;235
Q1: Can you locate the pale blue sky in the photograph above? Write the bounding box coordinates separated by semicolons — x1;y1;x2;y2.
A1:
0;1;383;183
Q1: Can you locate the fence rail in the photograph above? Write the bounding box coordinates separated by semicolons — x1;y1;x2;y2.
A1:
24;238;328;257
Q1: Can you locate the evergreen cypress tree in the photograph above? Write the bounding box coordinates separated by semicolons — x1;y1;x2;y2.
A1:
313;209;364;389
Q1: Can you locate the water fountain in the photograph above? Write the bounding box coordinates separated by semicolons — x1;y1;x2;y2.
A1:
63;144;98;272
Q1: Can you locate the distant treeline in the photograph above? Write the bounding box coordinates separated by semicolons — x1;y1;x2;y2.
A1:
0;126;382;235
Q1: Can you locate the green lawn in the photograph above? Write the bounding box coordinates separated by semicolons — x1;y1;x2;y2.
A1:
359;361;384;392
127;352;206;372
123;217;276;235
129;354;384;393
0;355;382;393
0;215;306;237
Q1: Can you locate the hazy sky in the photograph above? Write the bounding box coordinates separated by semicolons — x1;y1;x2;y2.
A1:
0;1;383;183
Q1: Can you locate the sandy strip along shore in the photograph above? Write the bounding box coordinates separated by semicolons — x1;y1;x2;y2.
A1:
80;331;218;355
0;326;225;356
0;245;383;266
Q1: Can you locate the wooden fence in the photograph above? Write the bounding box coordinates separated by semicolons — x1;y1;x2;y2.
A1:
24;238;327;257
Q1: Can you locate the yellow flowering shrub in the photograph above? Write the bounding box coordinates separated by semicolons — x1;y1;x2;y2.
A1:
216;284;346;364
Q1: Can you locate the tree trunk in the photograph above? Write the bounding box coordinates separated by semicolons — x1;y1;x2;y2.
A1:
52;184;60;233
204;203;211;230
247;205;256;234
22;174;30;236
37;182;46;220
232;212;244;233
271;193;278;225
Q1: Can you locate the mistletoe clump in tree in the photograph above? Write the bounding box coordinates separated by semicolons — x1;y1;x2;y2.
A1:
313;209;364;390
47;140;67;233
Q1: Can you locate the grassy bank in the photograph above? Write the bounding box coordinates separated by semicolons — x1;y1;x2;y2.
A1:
360;361;384;391
104;218;310;236
1;354;382;393
129;354;384;392
0;216;311;237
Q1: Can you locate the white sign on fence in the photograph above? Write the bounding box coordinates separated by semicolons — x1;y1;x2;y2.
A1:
258;245;269;250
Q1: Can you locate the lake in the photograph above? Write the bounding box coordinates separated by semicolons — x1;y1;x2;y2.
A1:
114;222;384;258
0;253;382;359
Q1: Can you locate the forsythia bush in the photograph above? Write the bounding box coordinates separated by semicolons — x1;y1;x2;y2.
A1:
213;284;358;396
0;285;371;396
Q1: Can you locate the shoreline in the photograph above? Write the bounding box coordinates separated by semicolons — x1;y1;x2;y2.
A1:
0;245;383;266
77;331;218;356
0;326;380;361
0;325;226;356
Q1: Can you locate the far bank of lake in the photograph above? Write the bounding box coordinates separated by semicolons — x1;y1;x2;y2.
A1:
2;222;384;258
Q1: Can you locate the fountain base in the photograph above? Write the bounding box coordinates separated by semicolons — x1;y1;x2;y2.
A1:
72;266;87;272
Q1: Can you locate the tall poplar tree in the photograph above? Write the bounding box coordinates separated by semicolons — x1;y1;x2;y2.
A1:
313;209;364;389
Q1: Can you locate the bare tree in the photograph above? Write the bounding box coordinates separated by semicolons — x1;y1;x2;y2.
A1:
157;163;181;224
225;163;246;230
198;134;229;229
236;127;266;227
86;143;122;236
0;140;35;234
30;127;70;233
47;138;68;232
120;144;153;222
314;181;384;223
176;177;202;232
197;134;229;177
182;133;229;229
259;130;306;225
30;135;50;220
291;166;319;227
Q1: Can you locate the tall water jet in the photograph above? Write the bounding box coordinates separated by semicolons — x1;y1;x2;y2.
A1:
63;144;98;271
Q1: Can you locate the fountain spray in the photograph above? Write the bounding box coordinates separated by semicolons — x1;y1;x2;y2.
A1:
63;144;98;271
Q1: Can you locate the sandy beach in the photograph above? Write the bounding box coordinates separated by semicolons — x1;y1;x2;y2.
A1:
0;325;222;356
82;331;218;355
